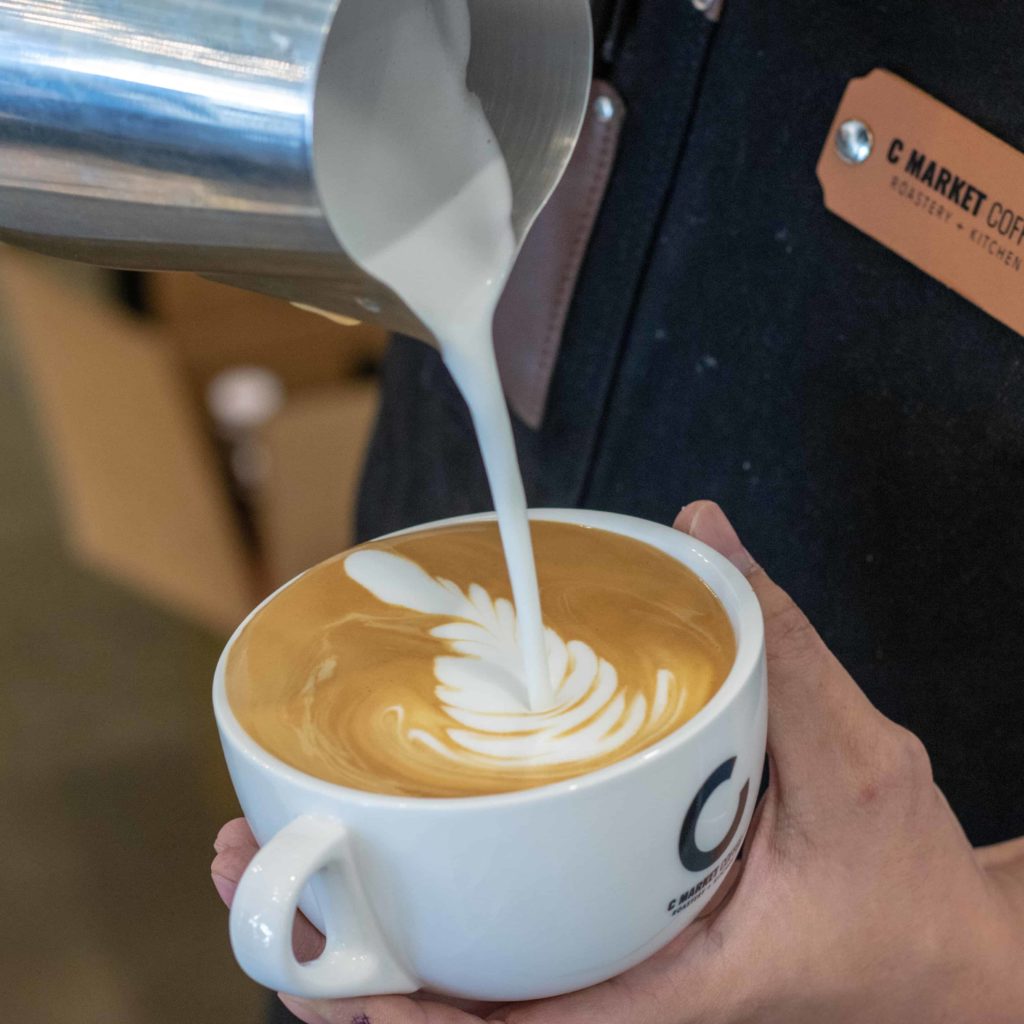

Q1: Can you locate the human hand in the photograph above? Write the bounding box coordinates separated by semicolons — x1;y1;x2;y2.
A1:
212;501;1024;1024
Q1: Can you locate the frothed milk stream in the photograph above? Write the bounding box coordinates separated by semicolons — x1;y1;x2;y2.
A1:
324;0;551;708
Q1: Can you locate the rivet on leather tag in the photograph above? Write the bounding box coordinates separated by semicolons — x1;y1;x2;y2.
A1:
818;69;1024;335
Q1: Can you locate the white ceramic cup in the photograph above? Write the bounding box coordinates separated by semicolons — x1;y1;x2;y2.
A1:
215;509;767;1002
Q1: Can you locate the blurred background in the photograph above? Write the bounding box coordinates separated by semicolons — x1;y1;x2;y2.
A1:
0;249;386;1022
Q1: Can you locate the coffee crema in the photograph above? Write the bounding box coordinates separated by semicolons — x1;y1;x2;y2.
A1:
227;521;735;798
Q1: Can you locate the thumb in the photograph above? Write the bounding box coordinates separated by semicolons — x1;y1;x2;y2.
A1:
675;501;888;800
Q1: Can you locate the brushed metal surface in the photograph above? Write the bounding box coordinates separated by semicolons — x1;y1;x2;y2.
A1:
0;0;592;342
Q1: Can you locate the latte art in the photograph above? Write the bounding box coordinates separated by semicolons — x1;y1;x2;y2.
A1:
227;521;735;797
343;549;689;770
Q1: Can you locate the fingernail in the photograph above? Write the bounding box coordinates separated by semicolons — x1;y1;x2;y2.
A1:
278;994;331;1024
691;503;758;576
211;872;237;907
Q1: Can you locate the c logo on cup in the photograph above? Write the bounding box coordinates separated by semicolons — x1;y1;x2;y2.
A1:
678;757;751;872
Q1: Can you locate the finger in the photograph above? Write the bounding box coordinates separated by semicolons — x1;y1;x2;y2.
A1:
419;993;505;1016
279;993;487;1024
213;817;257;855
211;818;326;962
211;818;258;907
674;502;890;791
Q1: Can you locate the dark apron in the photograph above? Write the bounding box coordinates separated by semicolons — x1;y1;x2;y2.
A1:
358;0;1024;850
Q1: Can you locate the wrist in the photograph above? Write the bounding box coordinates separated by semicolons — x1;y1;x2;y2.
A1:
984;844;1024;927
947;874;1024;1023
992;857;1024;997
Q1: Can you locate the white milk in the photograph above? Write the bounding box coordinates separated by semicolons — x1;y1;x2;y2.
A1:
318;0;551;708
345;548;684;769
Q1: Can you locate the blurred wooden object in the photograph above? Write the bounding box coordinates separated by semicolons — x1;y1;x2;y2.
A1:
259;382;379;587
149;272;384;396
1;251;386;634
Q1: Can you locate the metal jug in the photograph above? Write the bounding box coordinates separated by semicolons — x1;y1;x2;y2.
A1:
0;0;592;341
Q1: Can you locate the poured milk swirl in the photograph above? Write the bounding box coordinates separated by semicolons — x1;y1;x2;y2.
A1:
314;0;551;708
344;549;688;769
228;522;736;798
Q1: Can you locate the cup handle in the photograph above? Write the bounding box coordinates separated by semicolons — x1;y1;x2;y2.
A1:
229;815;418;998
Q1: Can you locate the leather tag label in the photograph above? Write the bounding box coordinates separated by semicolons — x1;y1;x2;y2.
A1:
818;69;1024;335
494;81;625;430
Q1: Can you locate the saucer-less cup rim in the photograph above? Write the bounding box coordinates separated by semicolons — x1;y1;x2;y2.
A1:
213;507;763;811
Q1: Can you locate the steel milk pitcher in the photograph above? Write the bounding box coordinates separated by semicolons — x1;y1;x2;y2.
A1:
0;0;592;341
